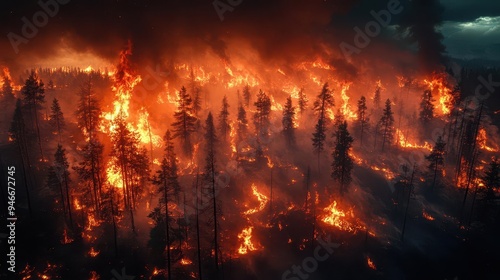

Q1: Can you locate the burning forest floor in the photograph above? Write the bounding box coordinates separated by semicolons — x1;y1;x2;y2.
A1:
0;49;500;280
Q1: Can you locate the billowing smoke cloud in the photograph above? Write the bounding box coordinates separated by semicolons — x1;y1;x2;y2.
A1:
397;0;447;71
0;0;358;73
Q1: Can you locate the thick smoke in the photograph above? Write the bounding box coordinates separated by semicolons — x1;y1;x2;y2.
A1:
0;0;358;74
397;0;447;72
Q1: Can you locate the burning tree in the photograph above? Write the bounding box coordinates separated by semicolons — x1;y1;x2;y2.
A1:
298;88;308;114
172;86;198;156
282;95;296;146
425;135;446;188
378;99;395;152
109;111;149;231
373;84;381;110
49;98;65;144
236;103;248;144
243;85;251;108
312;83;334;172
253;89;271;141
331;121;354;195
218;95;231;143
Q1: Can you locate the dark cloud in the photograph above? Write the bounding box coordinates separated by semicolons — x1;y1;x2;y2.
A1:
440;0;500;22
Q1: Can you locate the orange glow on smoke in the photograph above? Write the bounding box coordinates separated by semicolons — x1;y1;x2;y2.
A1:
367;256;377;270
422;210;435;221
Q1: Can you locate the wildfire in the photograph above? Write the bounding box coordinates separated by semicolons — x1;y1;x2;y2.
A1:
243;184;269;215
370;165;395;180
395;129;433;151
422;210;435;221
238;226;262;254
61;228;74;244
478;128;498;152
88;247;100;257
321;201;363;232
367;256;377;270
180;258;193;265
340;83;357;120
423;73;454;115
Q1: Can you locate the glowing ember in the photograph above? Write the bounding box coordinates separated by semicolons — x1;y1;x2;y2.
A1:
422;210;435;221
367;256;377;270
61;228;74;244
238;226;261;254
89;247;100;257
243;184;269;215
180;258;193;265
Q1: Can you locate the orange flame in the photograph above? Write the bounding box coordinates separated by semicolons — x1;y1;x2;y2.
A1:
423;73;454;115
238;226;262;254
367;256;377;270
243;184;269;215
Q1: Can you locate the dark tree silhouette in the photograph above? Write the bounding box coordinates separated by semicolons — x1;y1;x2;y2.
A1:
298;88;308;114
355;96;369;145
151;129;182;280
53;144;73;227
378;99;395;151
218;95;231;143
425;135;446;188
312;83;334;172
203;112;220;272
75;77;101;139
21;70;45;161
419;89;434;124
9;99;33;216
243;85;251;108
373;84;381;109
253;89;271;140
172;86;198;156
282;95;296;146
331;121;354;195
49;98;65;143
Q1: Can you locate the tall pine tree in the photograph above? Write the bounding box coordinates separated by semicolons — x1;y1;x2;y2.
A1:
331;121;354;195
282;95;296;146
172;86;197;156
378;99;395;151
312;83;334;172
49;98;65;143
